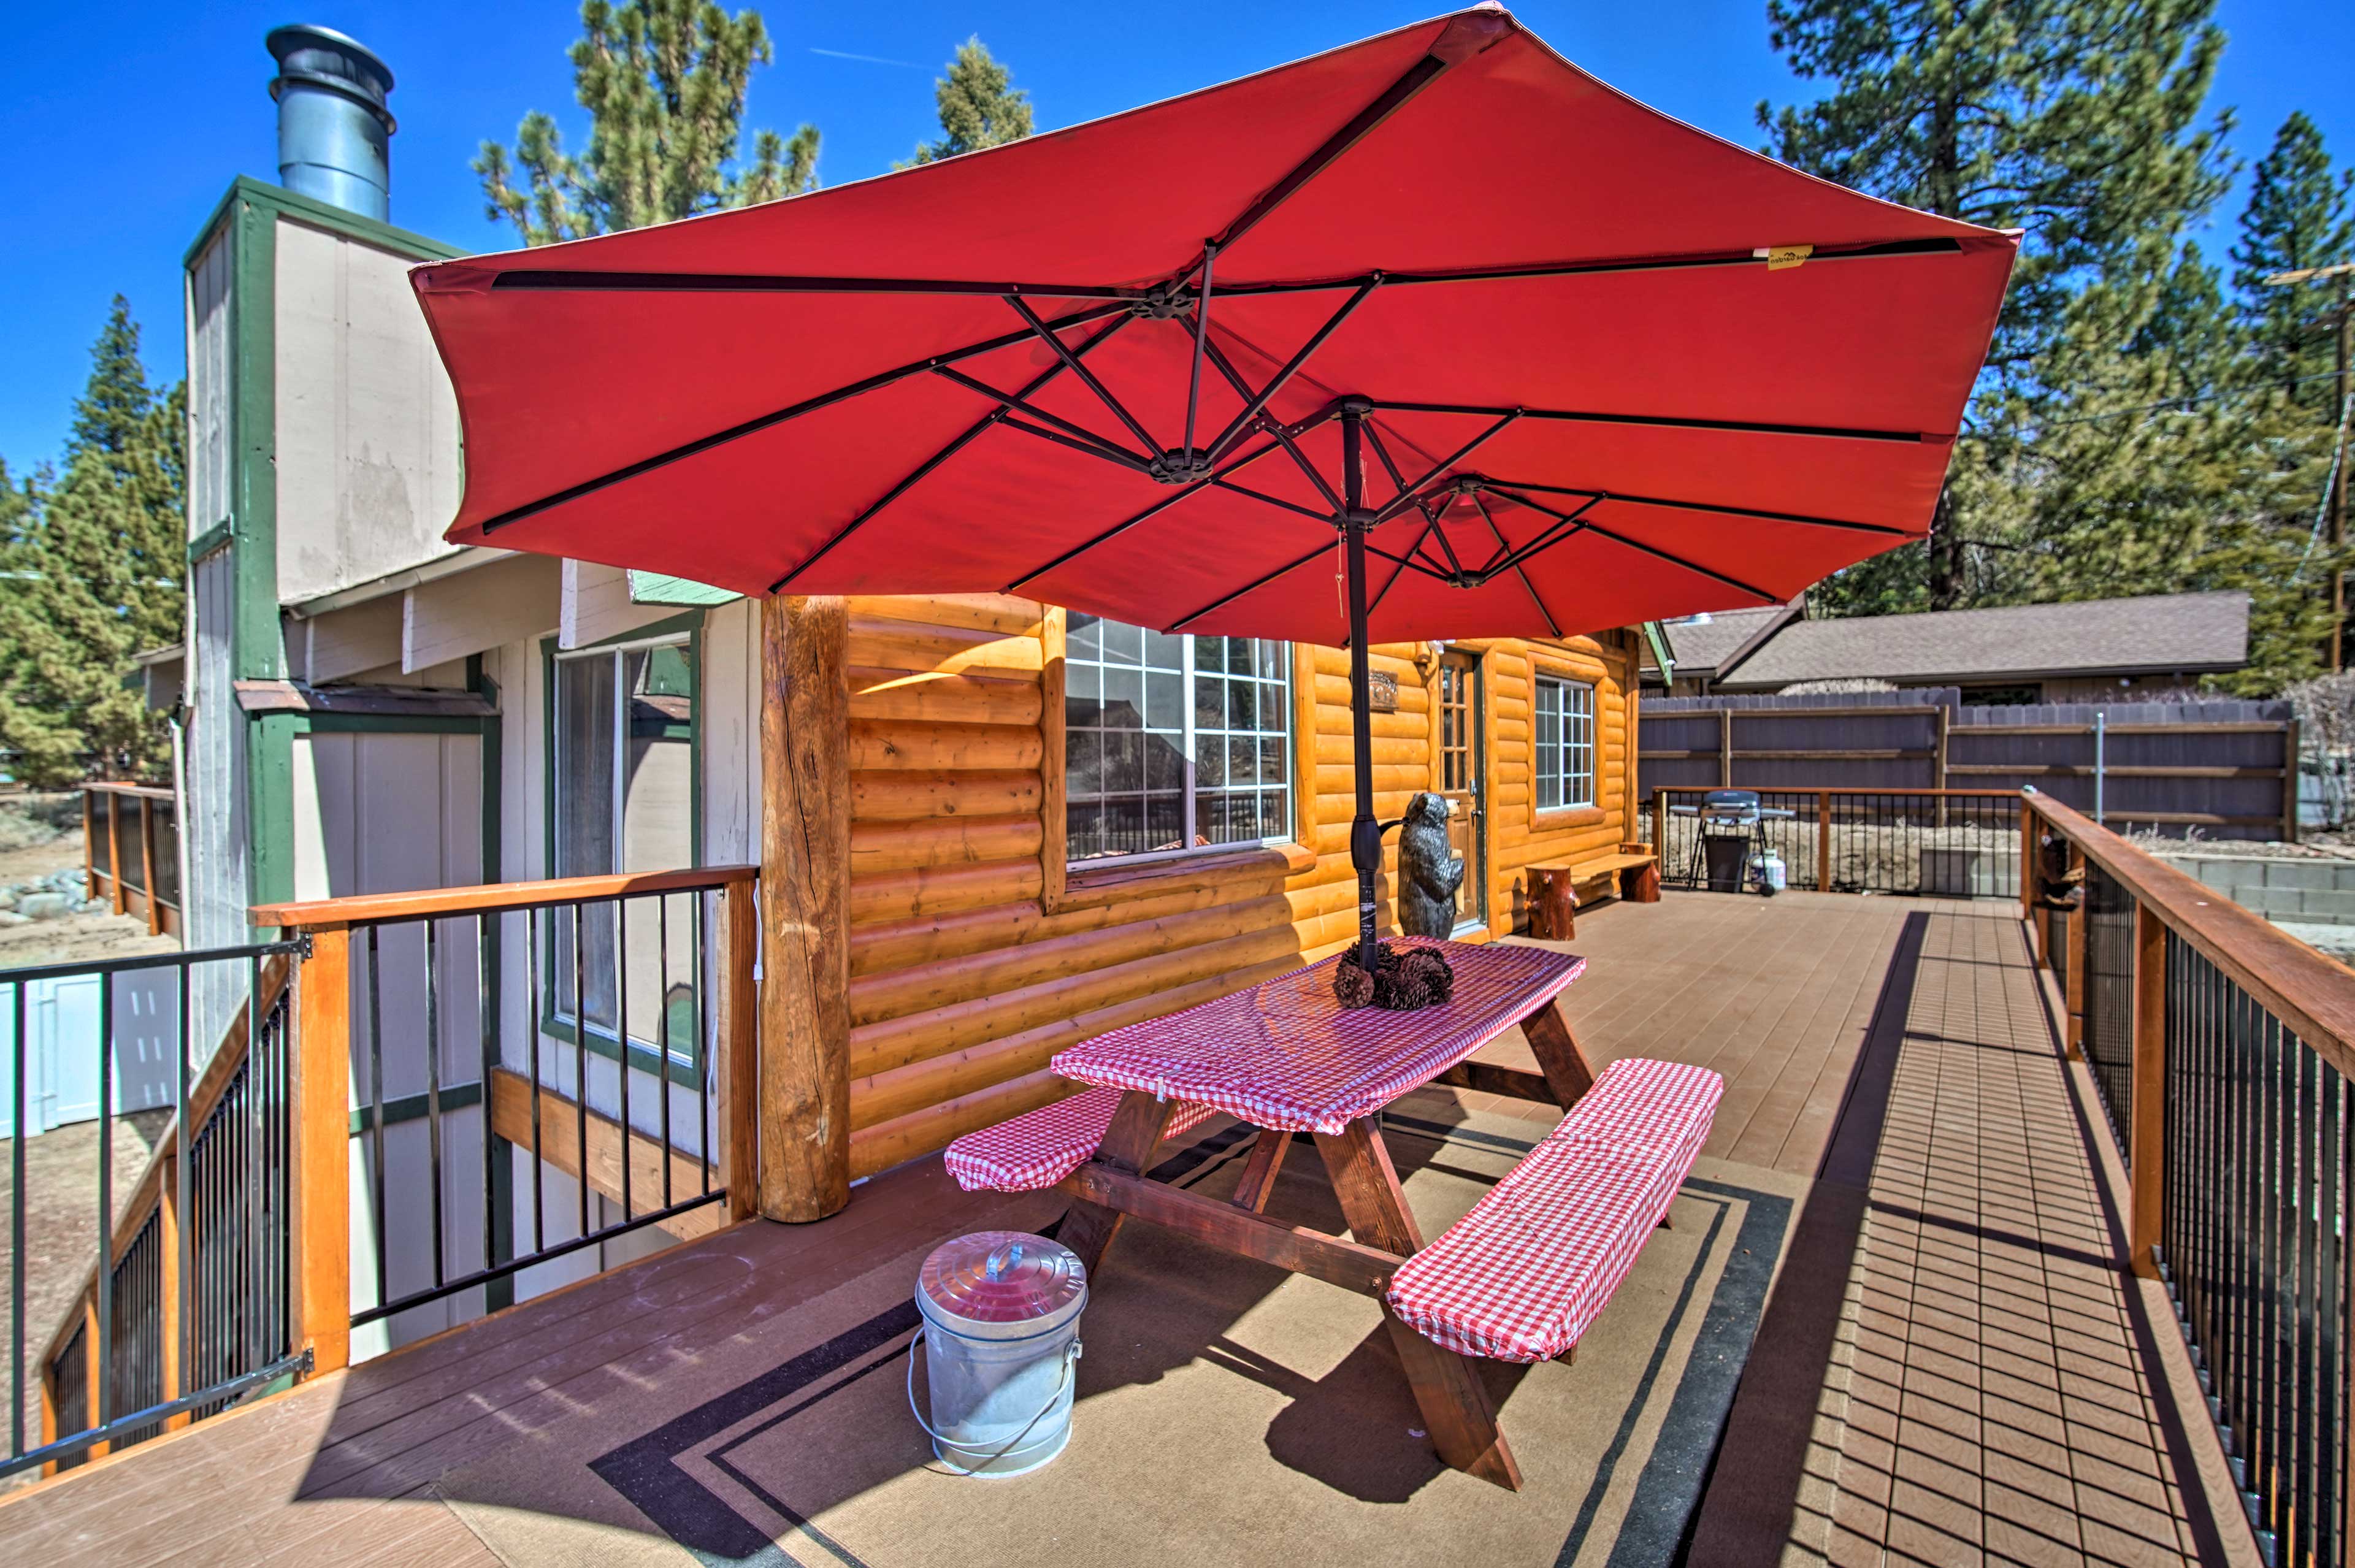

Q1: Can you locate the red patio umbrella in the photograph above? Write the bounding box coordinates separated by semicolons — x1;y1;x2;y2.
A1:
410;4;2016;972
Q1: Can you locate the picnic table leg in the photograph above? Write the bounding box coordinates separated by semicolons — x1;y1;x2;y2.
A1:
1519;998;1598;1110
1314;1119;1522;1491
1230;1128;1290;1214
1059;1091;1176;1276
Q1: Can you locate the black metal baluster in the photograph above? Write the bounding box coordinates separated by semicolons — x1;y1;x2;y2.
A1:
527;904;545;1254
478;911;496;1285
617;897;632;1224
366;926;388;1318
424;919;445;1291
695;891;711;1198
573;900;589;1240
97;973;113;1427
246;954;264;1379
176;962;192;1396
2297;1038;2321;1567
658;895;674;1209
9;983;23;1459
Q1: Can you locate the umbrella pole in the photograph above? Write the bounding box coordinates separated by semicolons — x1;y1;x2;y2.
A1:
1342;403;1382;973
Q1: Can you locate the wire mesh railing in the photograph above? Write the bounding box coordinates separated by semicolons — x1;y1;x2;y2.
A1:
1648;788;2021;898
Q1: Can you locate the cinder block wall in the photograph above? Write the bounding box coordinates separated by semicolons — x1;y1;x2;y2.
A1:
2161;854;2355;926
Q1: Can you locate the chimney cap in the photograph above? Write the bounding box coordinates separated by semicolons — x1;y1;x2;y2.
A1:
267;23;394;132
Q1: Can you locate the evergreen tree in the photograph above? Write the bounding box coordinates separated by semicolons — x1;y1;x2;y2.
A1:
475;0;820;245
2231;112;2352;410
0;300;184;787
1761;0;2234;611
901;39;1032;167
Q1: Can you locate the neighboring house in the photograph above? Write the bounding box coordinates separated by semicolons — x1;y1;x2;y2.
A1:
1642;602;1802;695
163;55;1656;1355
1672;591;2251;704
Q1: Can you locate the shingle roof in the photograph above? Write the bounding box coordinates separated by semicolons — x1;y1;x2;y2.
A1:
1716;591;2251;689
1655;605;1793;677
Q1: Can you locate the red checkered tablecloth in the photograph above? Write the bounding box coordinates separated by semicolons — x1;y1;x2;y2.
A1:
1049;937;1585;1134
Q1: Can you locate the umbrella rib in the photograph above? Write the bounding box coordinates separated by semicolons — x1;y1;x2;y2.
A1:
1204;235;1969;298
1369;412;1522;524
1005;294;1162;456
1184;243;1217;457
1486;486;1780;604
484;270;1149;300
768;312;1135;592
1002;417;1323;592
1470;493;1562;638
1366;513;1438;619
1360;422;1414;507
1478;494;1604;578
1192;328;1347;515
929;364;1151;465
1476;478;1910;537
1167;542;1334;633
1372;400;1926;445
1204;280;1379;464
1211;478;1336;526
475;299;1130;536
997;416;1158;475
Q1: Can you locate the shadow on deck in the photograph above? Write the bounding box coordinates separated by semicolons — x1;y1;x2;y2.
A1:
0;892;2247;1567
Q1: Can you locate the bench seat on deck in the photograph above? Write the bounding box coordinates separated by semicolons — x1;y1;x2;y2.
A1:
944;1086;1220;1193
1385;1057;1723;1363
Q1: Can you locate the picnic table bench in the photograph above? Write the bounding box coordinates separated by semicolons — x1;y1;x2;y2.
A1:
944;937;1722;1490
1524;843;1661;940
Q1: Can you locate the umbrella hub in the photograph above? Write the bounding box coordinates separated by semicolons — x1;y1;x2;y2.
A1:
1131;285;1194;321
1146;448;1216;485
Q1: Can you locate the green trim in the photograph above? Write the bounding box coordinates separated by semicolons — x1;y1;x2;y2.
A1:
185;175;466;272
188;519;232;564
292;712;492;736
1642;621;1675;684
627;571;739;608
350;1080;485;1136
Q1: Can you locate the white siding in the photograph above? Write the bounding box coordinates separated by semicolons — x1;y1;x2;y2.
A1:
183;547;249;1056
185;229;234;541
273;215;463;604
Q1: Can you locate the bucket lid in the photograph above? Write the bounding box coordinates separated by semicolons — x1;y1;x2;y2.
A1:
918;1231;1085;1335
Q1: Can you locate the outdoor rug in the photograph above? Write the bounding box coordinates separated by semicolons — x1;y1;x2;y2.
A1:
429;1088;1806;1568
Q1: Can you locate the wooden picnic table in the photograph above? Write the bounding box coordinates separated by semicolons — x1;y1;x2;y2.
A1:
1046;937;1594;1491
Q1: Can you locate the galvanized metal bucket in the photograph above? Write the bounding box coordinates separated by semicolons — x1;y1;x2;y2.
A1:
908;1231;1086;1478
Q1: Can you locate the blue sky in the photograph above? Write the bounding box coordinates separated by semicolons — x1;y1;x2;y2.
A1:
1;1;2348;470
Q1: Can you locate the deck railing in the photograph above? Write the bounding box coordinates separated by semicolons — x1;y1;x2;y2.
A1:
1648;787;2022;898
248;866;759;1362
82;783;179;938
2026;790;2355;1566
10;943;307;1482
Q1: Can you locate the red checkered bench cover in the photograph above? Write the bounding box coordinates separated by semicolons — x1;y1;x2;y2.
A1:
1385;1057;1724;1363
943;1086;1220;1193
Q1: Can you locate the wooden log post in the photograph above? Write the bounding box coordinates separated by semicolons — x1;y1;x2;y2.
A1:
107;792;126;916
759;594;851;1223
2284;716;2302;845
2128;902;2166;1279
290;925;352;1377
82;787;95;901
139;795;161;936
2020;798;2040;958
1650;790;1667;869
719;879;762;1223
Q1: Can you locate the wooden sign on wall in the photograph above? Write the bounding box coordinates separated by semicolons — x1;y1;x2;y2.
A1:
1367;671;1398;713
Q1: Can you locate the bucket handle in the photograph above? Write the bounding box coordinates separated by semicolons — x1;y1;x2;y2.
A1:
905;1328;1082;1471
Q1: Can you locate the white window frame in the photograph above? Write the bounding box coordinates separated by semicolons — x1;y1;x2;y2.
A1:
1063;619;1293;871
1534;675;1596;811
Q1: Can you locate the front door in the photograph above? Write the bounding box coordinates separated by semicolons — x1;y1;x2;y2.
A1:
1435;651;1486;930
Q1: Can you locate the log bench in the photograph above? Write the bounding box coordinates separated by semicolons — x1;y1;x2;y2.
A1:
1525;843;1661;939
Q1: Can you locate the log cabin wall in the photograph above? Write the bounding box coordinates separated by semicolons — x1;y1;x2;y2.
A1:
836;596;1641;1179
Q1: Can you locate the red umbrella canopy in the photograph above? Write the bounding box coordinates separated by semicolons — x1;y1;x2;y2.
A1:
412;4;2016;646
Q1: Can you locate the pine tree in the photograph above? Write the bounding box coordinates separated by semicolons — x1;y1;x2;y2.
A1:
901;39;1032;167
0;300;185;787
475;0;821;245
1761;0;2234;612
2232;112;2353;411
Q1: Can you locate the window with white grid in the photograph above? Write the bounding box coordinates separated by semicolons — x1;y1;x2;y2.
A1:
1063;615;1292;864
1534;676;1595;810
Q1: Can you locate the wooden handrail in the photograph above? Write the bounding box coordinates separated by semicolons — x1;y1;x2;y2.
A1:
80;782;174;801
250;863;758;929
1652;786;2019;799
2025;792;2355;1076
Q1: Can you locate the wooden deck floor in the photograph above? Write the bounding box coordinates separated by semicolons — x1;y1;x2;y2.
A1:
0;893;2247;1567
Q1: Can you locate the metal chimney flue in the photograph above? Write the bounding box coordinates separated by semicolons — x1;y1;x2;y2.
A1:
266;24;396;221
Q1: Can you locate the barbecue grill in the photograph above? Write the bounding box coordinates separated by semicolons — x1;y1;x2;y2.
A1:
1668;790;1796;893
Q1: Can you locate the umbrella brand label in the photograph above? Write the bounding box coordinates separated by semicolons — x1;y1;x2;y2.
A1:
1367;671;1398;713
1758;243;1814;271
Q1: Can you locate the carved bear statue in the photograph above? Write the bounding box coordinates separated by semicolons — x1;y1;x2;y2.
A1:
1397;791;1466;938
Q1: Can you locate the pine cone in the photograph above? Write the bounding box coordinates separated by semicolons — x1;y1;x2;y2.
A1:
1332;960;1376;1009
1380;973;1433;1011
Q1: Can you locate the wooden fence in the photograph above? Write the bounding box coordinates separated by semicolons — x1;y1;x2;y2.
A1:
1639;690;2297;841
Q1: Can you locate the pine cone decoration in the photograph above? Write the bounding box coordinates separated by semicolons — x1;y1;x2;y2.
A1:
1332;960;1376;1009
1379;973;1433;1011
